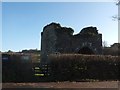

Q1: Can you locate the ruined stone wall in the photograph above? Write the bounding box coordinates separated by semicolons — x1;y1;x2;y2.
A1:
41;23;102;64
41;23;57;64
72;34;102;54
55;27;74;53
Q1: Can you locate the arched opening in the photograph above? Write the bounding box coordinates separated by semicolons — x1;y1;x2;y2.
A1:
78;47;94;55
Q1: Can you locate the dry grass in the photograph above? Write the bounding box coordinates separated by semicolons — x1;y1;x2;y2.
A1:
49;54;119;61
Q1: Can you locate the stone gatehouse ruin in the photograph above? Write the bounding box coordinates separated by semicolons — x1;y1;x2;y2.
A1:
41;22;102;64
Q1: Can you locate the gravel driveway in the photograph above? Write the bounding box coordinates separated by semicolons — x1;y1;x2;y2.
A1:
2;81;119;90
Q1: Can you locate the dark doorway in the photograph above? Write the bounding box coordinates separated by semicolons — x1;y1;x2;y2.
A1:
78;47;94;55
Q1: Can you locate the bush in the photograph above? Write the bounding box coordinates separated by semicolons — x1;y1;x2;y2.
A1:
48;54;119;81
2;54;34;82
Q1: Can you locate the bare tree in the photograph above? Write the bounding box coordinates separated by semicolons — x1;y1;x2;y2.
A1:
116;0;120;5
102;41;108;48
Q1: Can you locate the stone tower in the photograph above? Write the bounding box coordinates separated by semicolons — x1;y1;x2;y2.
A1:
41;22;102;64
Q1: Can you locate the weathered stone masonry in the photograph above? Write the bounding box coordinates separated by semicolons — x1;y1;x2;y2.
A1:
41;22;102;64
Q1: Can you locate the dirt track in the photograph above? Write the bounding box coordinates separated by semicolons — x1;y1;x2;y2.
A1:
2;81;119;89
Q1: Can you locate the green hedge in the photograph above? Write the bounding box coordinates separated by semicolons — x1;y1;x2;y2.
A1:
48;54;119;81
2;54;34;82
2;53;120;82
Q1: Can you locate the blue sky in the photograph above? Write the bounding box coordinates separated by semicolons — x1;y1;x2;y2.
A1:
2;2;118;52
